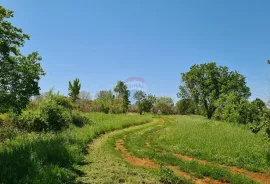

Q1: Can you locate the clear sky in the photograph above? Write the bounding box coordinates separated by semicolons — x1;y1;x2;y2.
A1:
2;0;270;102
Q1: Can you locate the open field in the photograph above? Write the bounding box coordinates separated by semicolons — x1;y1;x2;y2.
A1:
78;115;270;184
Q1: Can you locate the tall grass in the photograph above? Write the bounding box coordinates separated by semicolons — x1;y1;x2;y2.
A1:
150;115;269;172
0;113;152;184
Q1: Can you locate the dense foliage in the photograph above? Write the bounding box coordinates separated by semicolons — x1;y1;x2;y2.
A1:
133;90;156;114
18;91;89;132
175;98;196;115
155;97;174;114
0;6;45;113
178;62;250;119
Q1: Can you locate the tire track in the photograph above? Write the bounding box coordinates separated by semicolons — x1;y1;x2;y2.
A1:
116;137;225;184
145;122;270;184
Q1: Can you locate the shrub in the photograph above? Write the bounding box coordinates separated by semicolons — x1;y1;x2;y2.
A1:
128;104;139;113
0;114;12;126
51;95;73;109
18;110;47;131
0;113;18;141
19;101;72;132
40;102;71;131
175;99;196;115
109;99;125;114
71;111;90;127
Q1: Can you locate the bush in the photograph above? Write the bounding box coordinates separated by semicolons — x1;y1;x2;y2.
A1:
0;113;18;141
40;102;71;131
51;95;73;109
213;93;267;126
0;114;12;126
128;104;139;113
71;111;90;127
18;110;47;131
109;99;125;114
175;99;196;115
19;101;72;132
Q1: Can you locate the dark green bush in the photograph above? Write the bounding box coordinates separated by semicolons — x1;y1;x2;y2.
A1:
18;110;47;131
19;101;72;132
40;102;71;131
71;110;90;127
175;99;196;115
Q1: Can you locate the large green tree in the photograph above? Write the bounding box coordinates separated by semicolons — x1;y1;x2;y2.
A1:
0;6;45;113
178;62;250;119
68;78;81;102
114;81;130;112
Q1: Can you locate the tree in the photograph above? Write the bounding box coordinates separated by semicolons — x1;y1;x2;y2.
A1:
0;6;45;113
68;78;81;102
155;97;174;115
79;91;91;101
178;62;250;119
133;91;156;115
96;90;114;100
114;81;130;112
175;98;196;115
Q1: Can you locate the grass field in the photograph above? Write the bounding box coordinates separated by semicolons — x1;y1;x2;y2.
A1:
79;115;270;184
0;113;153;184
1;113;269;183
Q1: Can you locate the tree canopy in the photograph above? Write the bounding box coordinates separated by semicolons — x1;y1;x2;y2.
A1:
0;5;45;113
178;62;250;119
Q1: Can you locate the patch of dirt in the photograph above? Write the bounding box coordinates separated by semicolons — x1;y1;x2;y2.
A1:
145;142;151;147
116;139;160;169
173;153;208;164
161;118;165;124
173;153;270;184
230;167;270;184
168;165;226;184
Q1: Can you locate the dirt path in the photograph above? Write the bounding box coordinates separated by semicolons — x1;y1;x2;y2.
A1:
78;121;161;184
116;138;160;169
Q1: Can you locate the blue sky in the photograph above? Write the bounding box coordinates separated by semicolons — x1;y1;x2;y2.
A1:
2;0;270;102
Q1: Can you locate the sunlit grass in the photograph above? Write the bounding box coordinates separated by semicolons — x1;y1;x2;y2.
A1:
150;115;269;172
